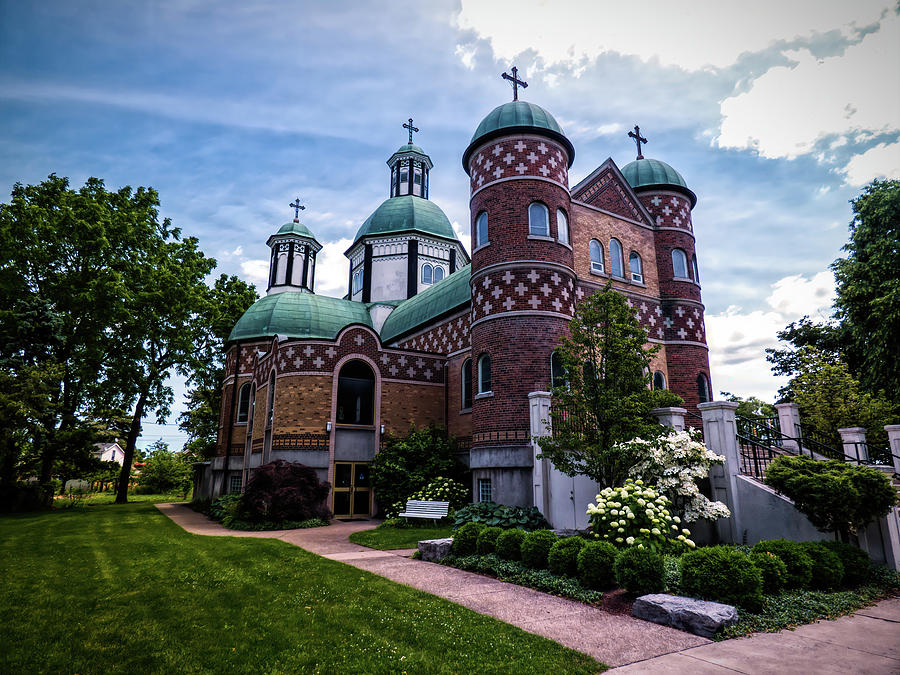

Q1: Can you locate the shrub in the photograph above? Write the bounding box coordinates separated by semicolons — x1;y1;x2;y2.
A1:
453;501;550;530
241;460;331;523
452;521;484;556
663;555;682;594
820;540;870;586
577;541;618;590
476;527;503;555
377;517;409;529
749;551;788;594
587;479;693;554
752;539;813;589
548;537;586;577
496;528;527;561
208;493;243;526
799;542;844;589
680;546;763;610
614;546;665;595
137;443;193;496
521;529;558;569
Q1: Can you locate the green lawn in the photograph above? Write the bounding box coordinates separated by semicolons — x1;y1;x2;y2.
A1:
350;523;455;550
0;503;602;674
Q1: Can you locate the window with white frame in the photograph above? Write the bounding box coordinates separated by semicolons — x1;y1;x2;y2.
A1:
476;211;488;248
629;251;643;283
557;208;569;245
589;239;604;274
653;371;667;390
528;202;549;237
433;266;444;282
609;238;624;277
421;263;433;285
478;478;492;503
352;267;363;295
477;354;492;394
672;249;689;278
229;475;242;493
236;382;251;423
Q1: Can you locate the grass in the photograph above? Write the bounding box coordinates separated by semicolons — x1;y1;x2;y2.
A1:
54;490;189;507
349;522;455;550
0;502;602;674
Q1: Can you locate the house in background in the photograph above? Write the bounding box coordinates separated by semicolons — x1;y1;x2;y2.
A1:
93;442;125;466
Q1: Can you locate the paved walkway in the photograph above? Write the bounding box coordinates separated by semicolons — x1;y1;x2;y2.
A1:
157;503;900;672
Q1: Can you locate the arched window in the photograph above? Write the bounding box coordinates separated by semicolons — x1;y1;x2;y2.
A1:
557;209;569;245
236;382;251;423
653;371;667;390
692;254;700;283
352;267;363;295
609;238;624;278
476;212;488;248
589;239;604;274
477;354;492;394
461;358;473;409
528;202;549;237
629;252;643;283
421;263;433;285
266;370;276;428
433;266;445;282
336;360;375;425
550;351;566;388
672;249;689;278
697;373;711;403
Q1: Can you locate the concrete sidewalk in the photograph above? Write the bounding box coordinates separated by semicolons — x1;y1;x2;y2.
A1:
157;503;900;672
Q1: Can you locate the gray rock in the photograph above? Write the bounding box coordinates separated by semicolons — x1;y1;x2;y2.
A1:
633;594;738;638
418;537;453;562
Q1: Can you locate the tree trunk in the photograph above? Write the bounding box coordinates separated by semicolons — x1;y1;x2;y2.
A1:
115;389;148;504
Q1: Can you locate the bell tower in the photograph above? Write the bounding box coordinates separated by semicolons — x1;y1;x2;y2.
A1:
265;199;323;295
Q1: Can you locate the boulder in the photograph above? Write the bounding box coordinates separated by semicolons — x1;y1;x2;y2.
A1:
633;594;738;638
418;537;453;562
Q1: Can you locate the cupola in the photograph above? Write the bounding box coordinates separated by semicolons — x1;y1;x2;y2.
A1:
265;199;323;295
388;118;433;198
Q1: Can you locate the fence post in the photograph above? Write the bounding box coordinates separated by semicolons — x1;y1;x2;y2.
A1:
650;407;687;432
528;391;553;518
838;427;868;464
699;401;742;544
774;402;801;452
886;425;900;475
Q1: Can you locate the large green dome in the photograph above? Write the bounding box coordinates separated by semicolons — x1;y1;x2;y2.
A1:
228;292;372;343
463;101;574;171
352;195;456;244
620;158;696;207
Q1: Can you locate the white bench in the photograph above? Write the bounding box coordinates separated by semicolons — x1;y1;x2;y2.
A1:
398;499;449;523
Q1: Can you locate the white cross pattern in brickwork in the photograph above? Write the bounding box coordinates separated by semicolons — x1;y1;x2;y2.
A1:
664;317;674;328
515;162;527;174
657;327;665;338
696;331;704;341
576;287;585;299
424;369;433;380
398;355;407;366
294;357;302;369
540;283;551;296
675;306;685;317
354;334;365;345
313;356;324;369
552;298;563;312
693;308;700;318
492;285;502;299
416;358;425;368
326;346;336;358
407;367;415;378
477;174;485;187
687;318;695;328
662;206;672;215
503;296;515;310
550;272;561;285
538;142;548;153
527;151;538;163
504;153;515;165
674;217;682;226
648;315;656;326
304;346;314;357
561;287;569;300
381;353;390;364
483;159;493;171
514;140;527;152
515;282;527;296
626;299;633;308
651;196;662;206
528;295;541;309
640;302;648;314
493;166;503;179
390;364;398;376
539;165;550;176
677;328;687;340
671;197;679;206
279;359;286;370
483;301;492;314
285;347;294;357
502;270;514;284
527;269;539;282
476;153;484;165
548;156;557;168
492;144;503;156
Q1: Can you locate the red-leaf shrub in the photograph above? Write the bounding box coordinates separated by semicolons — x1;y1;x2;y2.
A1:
241;460;331;522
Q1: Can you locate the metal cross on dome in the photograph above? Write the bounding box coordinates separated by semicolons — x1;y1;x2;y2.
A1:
501;66;528;101
628;125;648;160
289;197;305;222
403;118;419;145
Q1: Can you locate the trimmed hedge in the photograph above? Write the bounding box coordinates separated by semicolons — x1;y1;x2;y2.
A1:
452;521;484;556
681;546;763;610
577;541;618;590
496;528;527;561
521;529;558;569
453;502;550;530
548;537;586;577
750;551;788;594
752;539;813;589
476;527;503;555
799;542;844;590
614;547;664;595
820;540;870;586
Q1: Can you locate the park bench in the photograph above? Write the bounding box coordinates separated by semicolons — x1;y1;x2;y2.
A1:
398;499;449;524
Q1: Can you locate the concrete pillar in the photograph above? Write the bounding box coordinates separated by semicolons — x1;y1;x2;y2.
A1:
650;407;687;432
699;401;742;544
885;425;900;475
775;402;801;452
528;391;552;517
838;427;868;464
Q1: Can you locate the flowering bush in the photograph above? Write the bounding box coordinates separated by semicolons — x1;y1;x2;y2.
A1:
625;428;731;523
387;476;469;517
586;479;695;553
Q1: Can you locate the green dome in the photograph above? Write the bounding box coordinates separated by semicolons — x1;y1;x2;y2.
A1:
463;101;574;171
380;265;471;343
228;292;372;343
620;158;696;207
353;195;456;244
393;143;426;156
274;221;318;240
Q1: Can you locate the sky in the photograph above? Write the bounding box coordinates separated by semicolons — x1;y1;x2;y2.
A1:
2;1;898;449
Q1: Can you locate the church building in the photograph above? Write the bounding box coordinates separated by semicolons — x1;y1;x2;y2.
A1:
197;71;713;528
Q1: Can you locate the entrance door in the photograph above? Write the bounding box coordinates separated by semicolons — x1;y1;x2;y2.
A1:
332;462;371;518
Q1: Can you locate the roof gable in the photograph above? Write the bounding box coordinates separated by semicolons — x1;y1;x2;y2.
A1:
571;159;654;225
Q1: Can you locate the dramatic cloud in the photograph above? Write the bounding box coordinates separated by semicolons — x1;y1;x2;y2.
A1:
240;259;270;285
314;238;353;298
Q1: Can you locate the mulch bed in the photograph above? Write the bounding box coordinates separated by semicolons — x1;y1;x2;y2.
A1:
599;588;634;616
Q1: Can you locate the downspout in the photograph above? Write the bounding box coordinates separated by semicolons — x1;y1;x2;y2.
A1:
221;341;242;494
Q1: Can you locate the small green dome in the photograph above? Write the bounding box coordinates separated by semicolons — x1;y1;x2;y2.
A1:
274;221;318;240
620;158;696;207
228;292;372;343
393;143;426;156
463;101;574;171
380;265;471;343
353;195;457;244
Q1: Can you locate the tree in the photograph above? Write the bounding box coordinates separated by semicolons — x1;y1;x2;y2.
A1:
137;440;192;497
536;285;682;487
720;392;777;419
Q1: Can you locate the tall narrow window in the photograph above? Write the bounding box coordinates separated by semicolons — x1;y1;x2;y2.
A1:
697;373;711;403
653;371;667;390
478;478;492;503
336;360;375;425
476;212;488;248
433;266;445;282
691;254;700;283
672;249;689;278
461;358;473;409
266;370;276;428
557;209;569;245
550;351;566;388
246;384;256;440
590;240;604;274
421;263;433;285
528;202;549;237
229;475;242;494
477;354;492;394
629;252;643;283
236;382;251;423
609;238;624;278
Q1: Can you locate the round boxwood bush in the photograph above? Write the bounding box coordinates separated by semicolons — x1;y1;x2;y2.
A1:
452;521;484;556
752;539;813;588
799;541;844;589
521;529;558;569
577;541;618;590
614;546;665;595
681;546;763;610
548;537;586;577
496;528;527;561
749;551;788;594
476;526;503;555
820;540;870;586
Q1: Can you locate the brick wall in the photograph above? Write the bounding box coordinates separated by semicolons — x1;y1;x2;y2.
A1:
446;350;473;439
381;380;445;432
272;374;333;434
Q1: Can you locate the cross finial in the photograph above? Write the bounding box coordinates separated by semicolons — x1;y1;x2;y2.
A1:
289;197;305;223
501;66;528;101
628;125;648;160
402;118;419;145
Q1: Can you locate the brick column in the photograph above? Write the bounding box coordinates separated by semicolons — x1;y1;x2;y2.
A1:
838;427;868;463
529;391;552;515
699;401;741;543
650;407;686;432
885;425;900;475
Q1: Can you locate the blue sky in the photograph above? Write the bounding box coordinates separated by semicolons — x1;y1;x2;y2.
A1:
2;1;898;449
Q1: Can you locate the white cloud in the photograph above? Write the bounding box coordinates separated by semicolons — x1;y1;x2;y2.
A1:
843;141;900;185
231;245;244;256
455;44;477;70
240;259;269;284
765;270;835;317
313;237;353;298
452;220;471;256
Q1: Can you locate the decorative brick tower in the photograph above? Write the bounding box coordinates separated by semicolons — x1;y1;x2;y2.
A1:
461;70;577;506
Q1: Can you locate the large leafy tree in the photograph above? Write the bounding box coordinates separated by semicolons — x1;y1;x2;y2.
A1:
536;284;682;487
